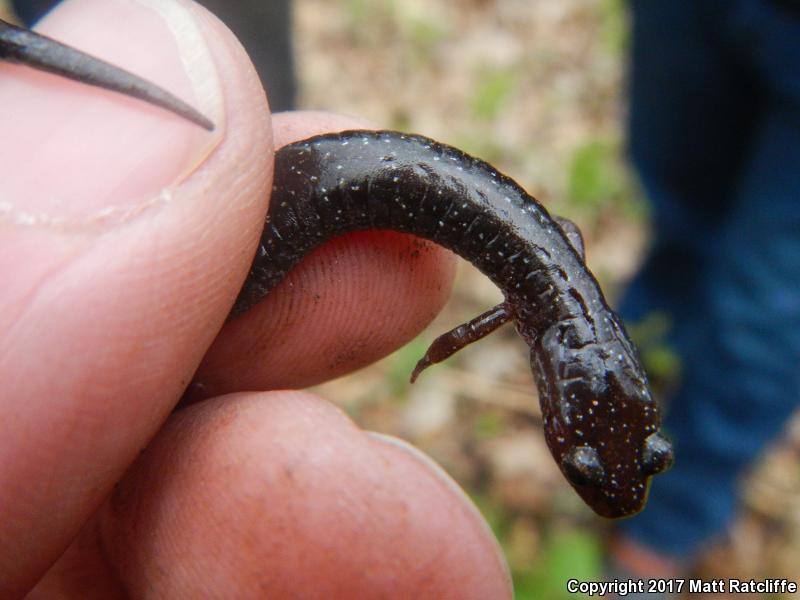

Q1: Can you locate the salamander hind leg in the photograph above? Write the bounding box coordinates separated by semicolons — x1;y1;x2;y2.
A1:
410;303;511;383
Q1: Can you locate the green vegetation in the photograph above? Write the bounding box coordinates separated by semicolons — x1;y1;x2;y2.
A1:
471;493;604;600
470;68;518;120
474;410;506;439
599;0;630;55
626;312;683;390
385;338;432;400
344;0;449;59
514;530;602;599
566;139;643;221
404;12;449;55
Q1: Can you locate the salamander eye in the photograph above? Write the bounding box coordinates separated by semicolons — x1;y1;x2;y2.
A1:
642;433;674;475
561;446;605;487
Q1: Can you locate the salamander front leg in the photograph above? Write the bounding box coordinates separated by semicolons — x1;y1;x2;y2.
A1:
410;303;512;383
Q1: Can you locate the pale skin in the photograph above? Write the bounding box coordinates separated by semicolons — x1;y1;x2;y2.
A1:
0;0;513;597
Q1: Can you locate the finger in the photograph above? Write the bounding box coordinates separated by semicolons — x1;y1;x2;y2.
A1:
0;0;271;593
189;111;458;400
87;392;510;599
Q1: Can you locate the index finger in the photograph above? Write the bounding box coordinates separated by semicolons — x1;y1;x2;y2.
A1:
189;111;457;400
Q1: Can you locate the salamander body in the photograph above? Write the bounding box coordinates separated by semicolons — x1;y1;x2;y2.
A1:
234;131;673;518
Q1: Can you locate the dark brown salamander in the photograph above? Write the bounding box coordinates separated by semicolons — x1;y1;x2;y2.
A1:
1;18;673;518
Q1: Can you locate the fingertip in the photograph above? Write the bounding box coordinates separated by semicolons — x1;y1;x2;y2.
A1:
100;391;512;599
194;228;456;395
365;431;513;592
271;110;378;147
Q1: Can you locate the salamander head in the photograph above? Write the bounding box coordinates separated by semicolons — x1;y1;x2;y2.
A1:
532;322;674;518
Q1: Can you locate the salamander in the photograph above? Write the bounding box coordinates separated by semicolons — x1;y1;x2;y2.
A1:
1;17;673;518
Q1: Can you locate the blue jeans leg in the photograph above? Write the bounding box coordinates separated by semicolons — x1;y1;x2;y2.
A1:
621;0;800;558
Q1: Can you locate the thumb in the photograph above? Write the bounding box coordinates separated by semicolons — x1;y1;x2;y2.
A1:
0;0;271;594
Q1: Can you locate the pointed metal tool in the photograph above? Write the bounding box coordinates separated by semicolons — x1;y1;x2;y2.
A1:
0;17;214;130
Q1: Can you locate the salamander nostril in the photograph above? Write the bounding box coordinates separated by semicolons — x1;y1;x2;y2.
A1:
642;432;674;475
561;446;606;487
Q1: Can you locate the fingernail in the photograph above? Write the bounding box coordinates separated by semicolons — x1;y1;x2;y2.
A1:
0;0;223;228
134;0;223;130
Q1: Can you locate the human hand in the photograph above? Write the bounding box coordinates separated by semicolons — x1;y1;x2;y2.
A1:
0;0;512;597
